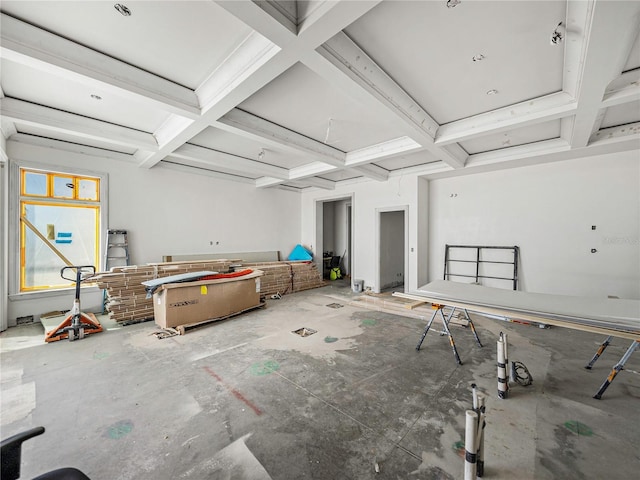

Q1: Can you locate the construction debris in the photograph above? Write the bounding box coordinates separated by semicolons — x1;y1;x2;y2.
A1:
93;259;325;324
351;293;470;327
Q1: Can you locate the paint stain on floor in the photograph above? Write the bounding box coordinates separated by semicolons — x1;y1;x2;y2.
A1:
106;420;133;439
250;360;280;376
563;420;593;436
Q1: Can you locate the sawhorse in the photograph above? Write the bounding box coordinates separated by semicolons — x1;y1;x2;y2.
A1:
585;337;639;399
416;304;483;365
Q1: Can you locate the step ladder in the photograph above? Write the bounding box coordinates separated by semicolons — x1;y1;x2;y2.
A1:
104;229;130;271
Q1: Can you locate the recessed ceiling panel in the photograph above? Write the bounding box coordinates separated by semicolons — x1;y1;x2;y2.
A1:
623;29;640;71
460;120;561;154
238;63;407;152
15;126;137;154
1;59;169;132
189;127;309;170
0;0;251;89
345;1;566;124
600;101;640;129
373;150;439;171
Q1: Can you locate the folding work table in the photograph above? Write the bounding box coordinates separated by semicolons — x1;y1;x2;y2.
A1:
404;280;640;399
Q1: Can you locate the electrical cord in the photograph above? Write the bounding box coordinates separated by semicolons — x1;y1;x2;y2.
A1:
512;361;533;386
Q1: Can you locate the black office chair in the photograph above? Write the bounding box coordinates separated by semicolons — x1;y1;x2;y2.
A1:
1;427;90;480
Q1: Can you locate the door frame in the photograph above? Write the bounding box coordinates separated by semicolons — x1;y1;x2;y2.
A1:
375;205;409;294
314;194;354;285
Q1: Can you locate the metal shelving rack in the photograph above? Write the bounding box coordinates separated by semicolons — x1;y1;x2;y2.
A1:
443;244;519;290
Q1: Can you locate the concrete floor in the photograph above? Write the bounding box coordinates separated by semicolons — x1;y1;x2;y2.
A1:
1;281;639;479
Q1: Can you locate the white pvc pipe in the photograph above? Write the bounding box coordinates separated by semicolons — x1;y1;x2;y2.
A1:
464;410;478;480
497;336;508;399
476;393;486;477
503;332;509;384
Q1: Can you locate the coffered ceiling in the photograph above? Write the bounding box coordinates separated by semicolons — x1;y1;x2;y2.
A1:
1;0;639;191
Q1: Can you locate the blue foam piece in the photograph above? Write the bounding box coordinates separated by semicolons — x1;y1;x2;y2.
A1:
287;244;312;261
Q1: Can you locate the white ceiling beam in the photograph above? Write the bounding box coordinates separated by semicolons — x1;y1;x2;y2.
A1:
352;163;388;182
170;143;289;179
8;133;137;164
141;0;379;171
276;185;304;193
0;118;17;139
297;176;335;190
563;1;640;148
256;176;283;188
255;161;339;189
0;13;200;119
0;97;159;151
309;32;467;169
214;0;297;47
138;31;284;168
1;87;18;148
435;92;577;146
217;108;346;166
289;161;340;178
158;160;256;185
388;161;451;179
345;136;422;167
195;32;282;112
296;1;381;48
465;139;571;168
254;154;390;189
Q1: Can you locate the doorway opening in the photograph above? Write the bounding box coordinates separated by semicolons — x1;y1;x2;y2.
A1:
314;196;353;286
377;207;408;294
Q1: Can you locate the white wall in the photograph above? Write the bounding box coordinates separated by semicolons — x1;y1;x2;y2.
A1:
428;151;640;299
301;175;428;293
5;141;301;325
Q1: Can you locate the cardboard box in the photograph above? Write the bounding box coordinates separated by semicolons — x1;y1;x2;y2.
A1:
153;270;263;329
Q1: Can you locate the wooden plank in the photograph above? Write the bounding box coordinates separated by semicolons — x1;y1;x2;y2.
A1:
404;299;429;310
21;215;73;267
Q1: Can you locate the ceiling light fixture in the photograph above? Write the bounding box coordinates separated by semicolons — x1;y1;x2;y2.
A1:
90;94;102;100
446;0;461;8
472;54;485;62
486;89;498;95
114;3;132;16
550;22;564;45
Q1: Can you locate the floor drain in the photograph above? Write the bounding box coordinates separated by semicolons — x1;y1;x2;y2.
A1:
326;303;344;309
293;327;317;337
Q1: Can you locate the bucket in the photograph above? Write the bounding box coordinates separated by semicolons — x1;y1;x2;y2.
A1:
353;279;364;293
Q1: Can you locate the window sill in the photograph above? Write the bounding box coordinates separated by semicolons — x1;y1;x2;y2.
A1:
9;284;100;302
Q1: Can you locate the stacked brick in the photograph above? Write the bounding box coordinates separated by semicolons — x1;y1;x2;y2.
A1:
241;261;325;297
93;260;235;323
93;259;324;323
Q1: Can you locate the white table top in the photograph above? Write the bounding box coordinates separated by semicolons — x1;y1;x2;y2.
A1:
414;280;640;337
